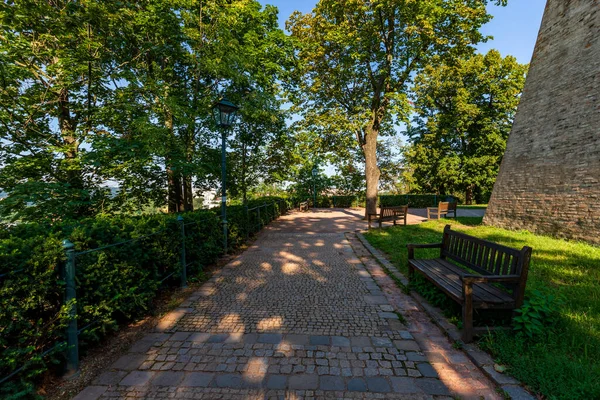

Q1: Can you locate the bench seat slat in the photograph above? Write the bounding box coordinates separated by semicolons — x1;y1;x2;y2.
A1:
409;259;515;307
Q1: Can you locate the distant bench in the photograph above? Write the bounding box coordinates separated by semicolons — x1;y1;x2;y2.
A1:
427;201;457;220
368;205;408;229
299;201;309;212
408;225;532;342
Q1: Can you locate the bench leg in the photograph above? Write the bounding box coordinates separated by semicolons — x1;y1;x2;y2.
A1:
403;213;407;226
462;284;474;343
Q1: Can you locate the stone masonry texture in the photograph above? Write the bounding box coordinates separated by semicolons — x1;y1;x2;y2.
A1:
73;209;502;399
484;0;600;244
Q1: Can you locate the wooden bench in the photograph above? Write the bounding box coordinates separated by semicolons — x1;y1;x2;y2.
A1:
427;201;457;219
299;201;309;212
407;225;532;342
368;205;408;229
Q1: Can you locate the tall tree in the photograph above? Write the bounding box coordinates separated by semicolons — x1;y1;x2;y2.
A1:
404;50;527;203
287;0;505;216
0;0;114;221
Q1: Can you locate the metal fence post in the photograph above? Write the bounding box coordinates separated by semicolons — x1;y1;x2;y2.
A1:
245;205;250;240
177;216;187;288
62;239;79;378
257;205;261;230
272;202;276;220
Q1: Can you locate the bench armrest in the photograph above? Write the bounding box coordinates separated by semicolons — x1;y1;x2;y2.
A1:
407;243;442;259
461;275;521;284
407;243;443;249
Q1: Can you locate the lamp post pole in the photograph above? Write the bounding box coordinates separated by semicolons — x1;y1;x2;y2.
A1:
220;129;227;252
312;168;317;210
212;97;239;254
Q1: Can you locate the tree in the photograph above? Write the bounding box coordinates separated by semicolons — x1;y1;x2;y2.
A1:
404;50;527;203
0;0;116;221
287;0;505;216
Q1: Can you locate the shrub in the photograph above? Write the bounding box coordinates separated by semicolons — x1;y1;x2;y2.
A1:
379;194;440;208
512;290;563;338
331;196;356;208
0;197;285;394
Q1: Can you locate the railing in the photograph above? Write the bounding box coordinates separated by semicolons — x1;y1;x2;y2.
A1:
0;201;288;386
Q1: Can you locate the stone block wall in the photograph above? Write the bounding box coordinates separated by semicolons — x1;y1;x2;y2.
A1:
484;0;600;244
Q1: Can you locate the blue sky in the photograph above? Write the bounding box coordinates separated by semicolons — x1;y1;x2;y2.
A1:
258;0;547;64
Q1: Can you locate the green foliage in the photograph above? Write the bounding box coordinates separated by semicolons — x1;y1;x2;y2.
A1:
379;194;456;208
512;290;563;338
288;0;502;214
404;50;528;202
365;218;600;399
0;196;285;393
331;196;357;208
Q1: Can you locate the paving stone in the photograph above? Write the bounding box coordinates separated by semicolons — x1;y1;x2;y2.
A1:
111;354;147;371
366;376;391;392
170;332;191;341
180;372;214;387
416;363;439;378
415;378;452;396
187;333;211;343
372;337;393;347
120;371;155;387
350;337;371;347
206;334;229;343
289;374;318;390
258;333;283;344
309;335;330;345
378;312;399;319
266;374;287;390
214;374;244;389
72;386;107;400
389;377;423;394
393;340;421;351
151;371;184;386
93;371;128;386
285;334;309;345
319;375;345;391
331;336;351;347
365;295;388;305
128;340;155;353
502;385;536;400
347;377;368;392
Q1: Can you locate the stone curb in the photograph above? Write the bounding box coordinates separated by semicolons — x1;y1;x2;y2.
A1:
355;232;535;400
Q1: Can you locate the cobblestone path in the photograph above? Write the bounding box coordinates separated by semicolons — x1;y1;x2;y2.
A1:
75;209;501;399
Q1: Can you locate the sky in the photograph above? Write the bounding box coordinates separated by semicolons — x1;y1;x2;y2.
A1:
258;0;548;65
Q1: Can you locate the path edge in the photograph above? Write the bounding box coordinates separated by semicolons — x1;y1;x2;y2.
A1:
355;232;535;400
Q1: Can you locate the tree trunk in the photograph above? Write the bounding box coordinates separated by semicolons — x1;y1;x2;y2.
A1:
183;174;193;211
58;87;88;218
167;163;182;213
465;185;474;205
363;124;380;218
165;111;182;213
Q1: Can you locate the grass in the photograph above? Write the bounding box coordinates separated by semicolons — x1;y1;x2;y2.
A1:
364;218;600;400
457;204;488;209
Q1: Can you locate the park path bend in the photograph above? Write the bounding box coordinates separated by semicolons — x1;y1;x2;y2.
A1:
75;209;501;399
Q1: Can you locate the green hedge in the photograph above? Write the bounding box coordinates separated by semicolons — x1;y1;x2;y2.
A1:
379;194;456;208
0;196;287;396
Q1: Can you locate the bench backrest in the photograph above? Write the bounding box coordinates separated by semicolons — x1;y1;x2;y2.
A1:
380;205;408;217
438;202;457;212
440;225;532;305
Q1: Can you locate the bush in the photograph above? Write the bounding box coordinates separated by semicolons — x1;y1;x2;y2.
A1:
379;194;440;208
0;197;286;394
331;196;357;208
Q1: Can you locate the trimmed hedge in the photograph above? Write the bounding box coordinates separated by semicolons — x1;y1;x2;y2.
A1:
379;194;457;208
0;196;288;396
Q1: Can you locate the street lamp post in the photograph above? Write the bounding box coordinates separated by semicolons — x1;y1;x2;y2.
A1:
312;168;317;210
212;98;239;253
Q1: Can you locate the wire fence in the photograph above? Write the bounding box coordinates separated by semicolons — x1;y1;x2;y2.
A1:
0;199;288;386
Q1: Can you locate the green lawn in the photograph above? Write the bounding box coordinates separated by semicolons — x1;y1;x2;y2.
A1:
364;218;600;399
457;204;488;209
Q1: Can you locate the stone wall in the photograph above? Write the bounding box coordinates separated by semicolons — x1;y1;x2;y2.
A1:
484;0;600;244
